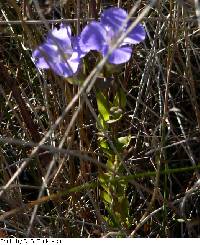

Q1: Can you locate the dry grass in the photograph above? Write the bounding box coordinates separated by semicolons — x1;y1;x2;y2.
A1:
0;0;200;238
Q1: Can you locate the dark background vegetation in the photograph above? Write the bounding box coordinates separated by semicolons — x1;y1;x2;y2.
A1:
0;0;200;238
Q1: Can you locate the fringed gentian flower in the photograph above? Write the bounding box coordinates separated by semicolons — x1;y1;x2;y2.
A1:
79;7;146;64
32;25;85;78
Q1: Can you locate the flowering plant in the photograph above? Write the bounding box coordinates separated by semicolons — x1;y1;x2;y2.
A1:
32;7;146;78
32;6;147;227
32;24;85;77
79;7;146;65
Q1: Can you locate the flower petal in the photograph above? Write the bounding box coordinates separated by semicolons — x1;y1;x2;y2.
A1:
40;43;58;56
32;24;81;77
47;25;72;54
123;23;146;45
100;7;128;32
79;21;107;53
102;45;132;64
32;42;62;69
32;49;49;69
66;52;81;74
72;36;87;58
51;52;80;77
52;25;71;39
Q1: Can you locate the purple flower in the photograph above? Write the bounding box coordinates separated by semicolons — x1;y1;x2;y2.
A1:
32;25;85;77
79;7;146;64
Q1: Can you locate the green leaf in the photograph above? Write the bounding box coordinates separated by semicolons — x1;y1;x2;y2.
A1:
98;137;112;156
96;114;108;131
99;173;111;193
118;197;130;221
116;181;127;197
96;91;110;121
65;76;84;85
101;191;112;204
117;135;131;149
113;88;127;109
99;137;109;150
107;158;114;170
107;106;122;124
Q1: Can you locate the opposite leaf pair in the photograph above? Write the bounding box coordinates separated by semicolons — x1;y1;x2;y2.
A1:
32;7;146;78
